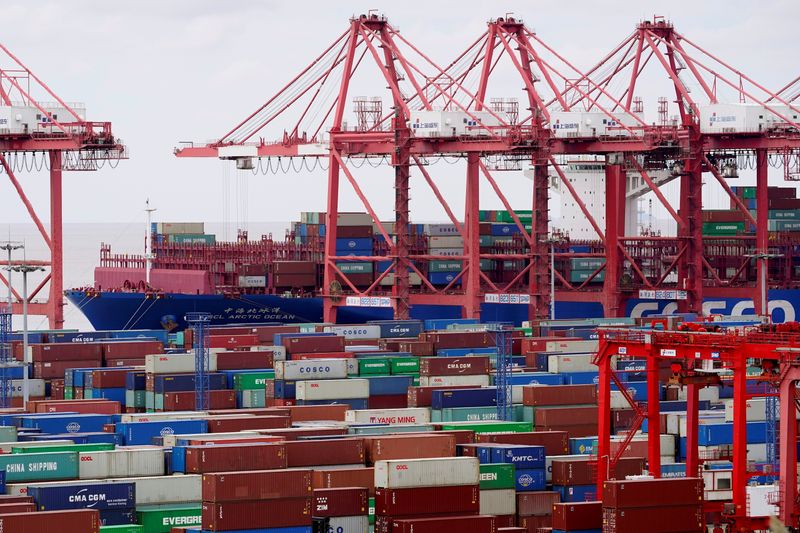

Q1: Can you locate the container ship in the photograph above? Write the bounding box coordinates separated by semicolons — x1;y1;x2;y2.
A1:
67;179;800;331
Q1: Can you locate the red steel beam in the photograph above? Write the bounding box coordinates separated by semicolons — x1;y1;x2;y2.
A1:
755;149;769;316
49;151;64;329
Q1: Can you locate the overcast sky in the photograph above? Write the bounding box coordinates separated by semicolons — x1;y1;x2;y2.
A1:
1;0;798;232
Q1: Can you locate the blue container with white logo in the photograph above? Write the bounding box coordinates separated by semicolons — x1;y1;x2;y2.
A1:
491;223;521;236
491;445;545;469
569;437;596;455
561;371;599;385
436;347;497;357
48;331;112;343
366;376;414;396
514;468;546;491
117;419;207;446
19;414;112;434
368;320;423;339
427;272;461;285
336;237;372;251
431;388;497;410
661;463;687;478
29;482;135;511
508;372;564;386
554;483;595;502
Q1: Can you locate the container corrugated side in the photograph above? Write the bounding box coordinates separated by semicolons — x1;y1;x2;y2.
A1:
374;457;479;488
145;354;217;374
275;359;349;381
0;451;78;482
202;469;312;502
79;449;165;479
295;379;369;400
136;504;202;532
479;488;516;515
344;408;429;425
323;515;369;533
10;475;202;505
418;375;490;387
0;509;101;532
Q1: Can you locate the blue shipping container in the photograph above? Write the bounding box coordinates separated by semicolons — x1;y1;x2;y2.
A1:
423;318;479;331
19;414;112;434
560;371;599;385
427;272;461;285
368;320;424;339
153;373;228;394
514;468;546;491
273;380;296;399
569;437;595;455
117;419;208;446
99;509;137;526
366;376;414;396
432;388;497;410
491;445;545;469
554;483;595;502
336;237;372;250
507;373;564;386
125;371;147;391
29;482;135;511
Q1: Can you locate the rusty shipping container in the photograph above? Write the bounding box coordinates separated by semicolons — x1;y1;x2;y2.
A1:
533;405;598;426
407;385;480;407
602;505;704;533
602;477;703;508
283;336;345;354
163;390;236;411
285;438;365;467
312;467;375;496
552;501;602;530
375;485;480;516
215;351;274;370
551;457;644;486
391;515;497;533
206;415;291;432
202;469;312;502
30;343;103;362
0;509;101;532
365;433;456;464
101;340;163;360
419;357;490;376
185;442;287;473
516;491;561;517
313;487;369;517
202;498;312;530
522;384;598;406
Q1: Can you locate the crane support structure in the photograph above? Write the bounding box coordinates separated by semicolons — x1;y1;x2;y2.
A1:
0;44;124;328
594;325;800;532
175;14;800;324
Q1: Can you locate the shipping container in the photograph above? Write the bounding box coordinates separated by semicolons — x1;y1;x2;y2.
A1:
516;491;561;517
285;438;365;467
365;433;455;464
419;356;490;376
201;498;312;530
0;509;101;532
390;515;496;533
374;457;479;488
275;359;349;381
552;501;602;530
374;484;479;515
136;504;201;532
479;488;515;516
29;482;135;511
602;477;703;508
345;408;429;425
295;379;369;400
602;505;703;532
202;469;312;502
313;487;368;517
312;467;375;496
185;442;287;473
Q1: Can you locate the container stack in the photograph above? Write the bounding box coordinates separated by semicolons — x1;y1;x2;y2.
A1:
29;481;136;527
312;486;370;532
602;477;704;533
374;457;493;532
201;469;313;531
552;501;603;532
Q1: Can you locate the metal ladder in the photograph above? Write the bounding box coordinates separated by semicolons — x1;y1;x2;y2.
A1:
186;312;212;411
492;328;513;421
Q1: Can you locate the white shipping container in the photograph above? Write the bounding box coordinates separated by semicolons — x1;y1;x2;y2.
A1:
419;375;491;387
374;457;480;488
119;411;208;424
425;224;461;236
545;340;599;353
295;378;369;400
426;247;462;257
479;489;516;515
145;353;217;374
547;354;595;373
5;378;46;398
79;448;165;479
379;272;423;286
428;236;464;248
275;359;350;381
345;408;430;425
238;276;267;288
327;515;369;532
677;386;720;403
323;325;381;340
337;213;373;226
703;469;733;502
746;484;779;517
264;345;287;362
10;474;201;504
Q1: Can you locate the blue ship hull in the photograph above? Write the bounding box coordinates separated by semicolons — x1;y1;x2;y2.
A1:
65;289;800;331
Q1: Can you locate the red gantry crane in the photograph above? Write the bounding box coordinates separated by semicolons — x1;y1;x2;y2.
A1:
0;44;125;328
175;14;800;325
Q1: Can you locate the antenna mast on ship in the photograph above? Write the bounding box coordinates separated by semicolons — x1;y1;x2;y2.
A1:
145;200;157;285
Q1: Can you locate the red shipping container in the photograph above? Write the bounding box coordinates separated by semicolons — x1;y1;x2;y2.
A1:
494;515;516;528
516;491;560;517
396;341;434;356
534;406;597;426
419;356;490;376
105;358;145;367
202;468;312;502
336;225;373;238
313;487;369;517
552;456;644;485
101;340;163;360
34;358;102;379
163;390;236;411
273;261;316;274
602;505;703;532
186;436;283;446
375;485;479;515
213;325;300;345
208;407;289;416
424;331;493;349
407;385;480;407
368;394;408;409
391;515;496;533
215;350;274;370
475;431;569;456
517;514;552;531
273;273;317;287
312;467;375;496
206;415;291;432
202;498;312;530
286;404;349;422
283;336;345;355
435;429;475;446
0;509;100;532
552;502;601;530
285;438;365;467
30;343;103;362
292;351;352;360
184;442;287;473
522;384;597;406
91;369;130;389
209;334;259;349
536;423;597;439
50;379;65;400
364;434;455;465
602;477;703;508
520;337;580;354
0;495;34;504
0;502;35;514
253;427;348;441
31;399;121;415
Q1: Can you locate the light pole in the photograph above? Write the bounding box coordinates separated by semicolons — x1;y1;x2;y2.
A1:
10;264;44;406
0;242;24;311
745;252;783;318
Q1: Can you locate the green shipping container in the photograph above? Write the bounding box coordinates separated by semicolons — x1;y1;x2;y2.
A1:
233;372;275;391
432;406;524;423
740;187;756;199
429;260;463;273
768;219;800;231
479;235;493;246
358;359;391;376
64;387;74;400
0;451;78;482
769;209;800;219
390;357;420;374
369;497;375;525
479;463;516;490
126;390;145;408
570;258;605;270
437;421;533;434
239;389;266;408
100;526;144;533
570;270;605;283
167;233;216;245
336;261;373;274
702;222;745;235
12;443;114;454
137;504;202;533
